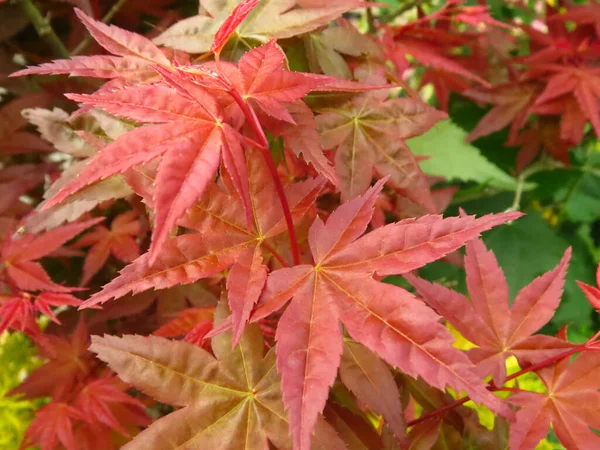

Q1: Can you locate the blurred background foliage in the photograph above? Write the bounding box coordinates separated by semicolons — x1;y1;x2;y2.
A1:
0;331;42;449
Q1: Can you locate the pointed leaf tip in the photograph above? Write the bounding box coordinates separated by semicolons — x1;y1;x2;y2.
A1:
210;0;261;53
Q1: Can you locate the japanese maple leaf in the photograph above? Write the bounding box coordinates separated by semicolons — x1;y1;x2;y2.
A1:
512;118;570;172
0;92;53;154
43;74;242;262
223;180;520;450
420;67;471;111
12;9;182;84
408;239;575;386
0;292;39;335
531;65;600;140
339;340;405;441
0;291;82;334
74;377;150;435
316;90;446;205
0;218;102;293
21;107;136;234
577;263;600;312
509;351;600;450
153;306;215;347
21;401;87;450
11;318;94;401
90;316;347;449
383;25;488;87
154;0;365;55
80;149;324;346
73;211;141;286
40;39;365;260
463;82;541;143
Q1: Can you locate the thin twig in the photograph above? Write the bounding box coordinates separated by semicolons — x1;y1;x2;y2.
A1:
366;8;376;34
407;339;600;428
71;0;129;56
18;0;70;58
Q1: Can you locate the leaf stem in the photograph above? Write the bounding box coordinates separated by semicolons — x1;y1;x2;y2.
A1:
18;0;70;58
407;342;598;428
225;87;301;266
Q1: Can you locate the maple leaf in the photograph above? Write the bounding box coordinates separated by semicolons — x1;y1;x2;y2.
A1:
154;0;364;56
339;340;405;441
577;263;600;312
530;65;600;141
80;150;324;340
90;310;347;449
11;9;181;84
316;91;446;205
153;306;215;339
46;76;241;262
74;377;150;435
512;118;570;171
0;293;39;335
10;318;94;401
406;239;575;386
224;180;521;450
420;67;471;111
0;290;83;334
383;13;490;87
463;82;541;143
210;0;261;53
73;211;141;286
21;401;87;450
305;19;386;80
0;218;102;293
509;350;600;450
20;107;136;233
39;39;365;260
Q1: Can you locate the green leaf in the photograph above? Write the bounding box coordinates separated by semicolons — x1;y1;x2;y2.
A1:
407;120;528;191
565;172;600;223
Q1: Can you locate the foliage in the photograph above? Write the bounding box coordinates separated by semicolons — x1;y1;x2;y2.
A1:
0;1;599;450
0;331;42;449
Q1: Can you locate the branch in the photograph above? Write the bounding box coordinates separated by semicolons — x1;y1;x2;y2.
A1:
406;340;600;428
18;0;70;58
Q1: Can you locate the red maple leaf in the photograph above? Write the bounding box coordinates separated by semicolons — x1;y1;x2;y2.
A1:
213;180;520;450
406;239;575;385
463;81;541;143
577;263;600;312
73;211;141;286
21;401;87;450
10;318;95;401
80;149;324;348
12;9;183;85
33;38;377;263
0;218;102;293
530;64;600;140
512;118;571;171
74;377;150;435
509;350;600;449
